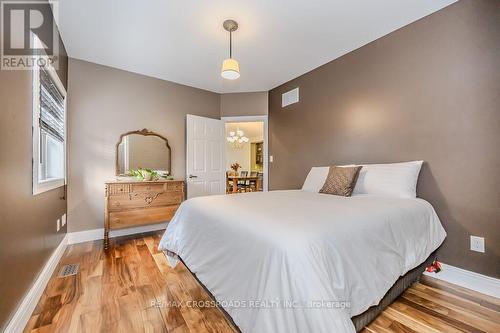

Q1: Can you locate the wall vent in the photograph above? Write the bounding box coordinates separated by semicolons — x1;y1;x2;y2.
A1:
282;87;299;108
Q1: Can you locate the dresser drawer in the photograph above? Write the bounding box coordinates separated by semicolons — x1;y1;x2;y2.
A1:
108;191;183;211
108;183;131;195
109;205;179;229
165;181;184;192
130;183;166;194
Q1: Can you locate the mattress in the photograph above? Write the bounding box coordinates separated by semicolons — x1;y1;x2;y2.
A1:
159;190;446;333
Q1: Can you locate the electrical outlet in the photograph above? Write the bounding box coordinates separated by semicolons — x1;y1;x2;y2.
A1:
61;213;66;226
269;155;274;163
470;236;485;253
56;219;61;232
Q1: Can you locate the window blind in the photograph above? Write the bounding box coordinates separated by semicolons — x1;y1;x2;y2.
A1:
39;68;64;142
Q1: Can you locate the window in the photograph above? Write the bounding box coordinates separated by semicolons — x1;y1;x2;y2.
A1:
32;54;66;195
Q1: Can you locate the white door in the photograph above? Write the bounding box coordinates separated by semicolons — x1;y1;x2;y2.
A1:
186;115;225;198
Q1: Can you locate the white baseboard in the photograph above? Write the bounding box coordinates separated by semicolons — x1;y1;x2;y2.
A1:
423;262;500;299
4;234;68;333
67;223;167;245
67;228;103;244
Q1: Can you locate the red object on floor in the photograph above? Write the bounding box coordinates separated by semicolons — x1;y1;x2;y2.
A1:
426;260;442;273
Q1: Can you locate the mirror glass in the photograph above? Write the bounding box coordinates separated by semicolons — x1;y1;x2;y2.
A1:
117;133;171;176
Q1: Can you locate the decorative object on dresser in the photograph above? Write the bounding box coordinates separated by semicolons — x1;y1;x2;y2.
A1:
104;129;184;249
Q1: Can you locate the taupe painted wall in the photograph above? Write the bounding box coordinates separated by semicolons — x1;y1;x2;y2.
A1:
220;92;268;117
67;59;220;232
0;12;68;330
268;0;499;278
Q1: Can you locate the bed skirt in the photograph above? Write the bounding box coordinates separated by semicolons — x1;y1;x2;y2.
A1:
351;249;438;331
174;250;438;332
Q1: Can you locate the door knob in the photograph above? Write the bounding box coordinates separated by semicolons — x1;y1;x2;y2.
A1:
188;175;198;179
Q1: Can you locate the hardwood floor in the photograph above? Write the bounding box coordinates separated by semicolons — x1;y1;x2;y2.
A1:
25;232;500;333
362;276;500;333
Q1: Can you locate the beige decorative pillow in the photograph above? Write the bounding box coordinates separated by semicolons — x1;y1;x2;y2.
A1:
319;166;362;197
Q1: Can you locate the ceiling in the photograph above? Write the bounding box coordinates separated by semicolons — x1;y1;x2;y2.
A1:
57;0;457;93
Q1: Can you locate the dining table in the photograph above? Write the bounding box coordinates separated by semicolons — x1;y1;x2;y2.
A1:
226;175;262;193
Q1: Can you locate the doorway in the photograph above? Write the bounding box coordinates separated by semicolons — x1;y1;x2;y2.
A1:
222;116;268;193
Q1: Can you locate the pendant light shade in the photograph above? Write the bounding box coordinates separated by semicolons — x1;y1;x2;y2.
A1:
221;58;240;80
221;19;240;80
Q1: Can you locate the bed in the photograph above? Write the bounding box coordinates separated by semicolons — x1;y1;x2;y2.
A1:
159;190;446;333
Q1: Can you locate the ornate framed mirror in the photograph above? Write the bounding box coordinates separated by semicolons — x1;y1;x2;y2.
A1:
116;129;171;176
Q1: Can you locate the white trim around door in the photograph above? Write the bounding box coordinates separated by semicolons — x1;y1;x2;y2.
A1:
221;115;269;192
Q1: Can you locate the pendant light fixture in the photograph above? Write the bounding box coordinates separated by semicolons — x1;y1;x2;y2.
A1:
221;19;240;80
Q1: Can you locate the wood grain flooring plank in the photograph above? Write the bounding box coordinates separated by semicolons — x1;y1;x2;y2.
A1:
409;284;500;324
135;240;187;332
381;306;441;333
175;263;237;333
398;296;487;333
421;275;500;311
385;302;463;333
403;289;500;332
162;265;213;333
387;320;420;333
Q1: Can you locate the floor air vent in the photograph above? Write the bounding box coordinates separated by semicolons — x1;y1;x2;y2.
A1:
58;264;79;277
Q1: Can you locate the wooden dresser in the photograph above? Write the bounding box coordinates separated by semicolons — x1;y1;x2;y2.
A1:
104;179;184;249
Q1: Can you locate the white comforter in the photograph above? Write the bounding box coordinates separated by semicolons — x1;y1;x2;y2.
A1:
159;190;446;333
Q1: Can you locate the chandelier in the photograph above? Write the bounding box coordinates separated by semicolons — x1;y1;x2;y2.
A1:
226;129;249;148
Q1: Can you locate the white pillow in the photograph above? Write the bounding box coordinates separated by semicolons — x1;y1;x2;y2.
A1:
302;161;423;198
302;167;329;192
352;161;423;198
